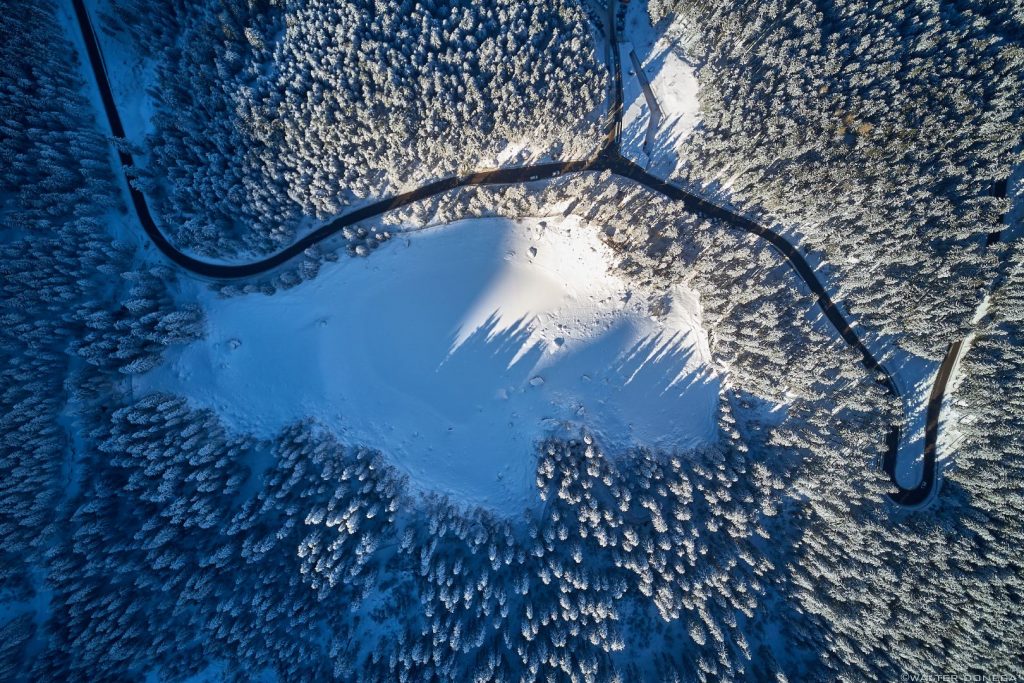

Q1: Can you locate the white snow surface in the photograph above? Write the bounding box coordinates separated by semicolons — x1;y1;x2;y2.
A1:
90;0;156;147
885;348;939;490
619;2;701;176
138;217;720;514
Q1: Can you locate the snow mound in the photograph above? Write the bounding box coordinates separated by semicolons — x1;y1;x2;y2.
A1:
138;217;720;513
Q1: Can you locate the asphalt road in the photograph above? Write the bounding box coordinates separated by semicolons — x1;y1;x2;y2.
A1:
73;0;951;507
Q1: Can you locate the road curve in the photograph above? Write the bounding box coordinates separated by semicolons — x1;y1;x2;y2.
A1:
73;0;937;506
882;341;960;506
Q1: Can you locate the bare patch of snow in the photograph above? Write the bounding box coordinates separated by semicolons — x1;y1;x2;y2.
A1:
137;217;720;514
619;2;701;176
482;140;553;169
884;348;940;490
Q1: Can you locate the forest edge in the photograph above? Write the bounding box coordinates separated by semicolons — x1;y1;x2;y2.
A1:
73;0;984;508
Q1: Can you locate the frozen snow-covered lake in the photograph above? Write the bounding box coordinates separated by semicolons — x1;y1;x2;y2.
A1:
138;216;720;513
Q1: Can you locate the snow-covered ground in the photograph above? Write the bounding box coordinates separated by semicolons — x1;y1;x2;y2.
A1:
138;216;720;514
87;0;156;148
883;348;939;489
619;1;701;177
476;140;564;171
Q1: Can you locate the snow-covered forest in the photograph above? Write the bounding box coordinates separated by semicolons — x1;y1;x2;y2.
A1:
2;0;1023;681
104;0;606;256
1;2;205;676
651;0;1024;359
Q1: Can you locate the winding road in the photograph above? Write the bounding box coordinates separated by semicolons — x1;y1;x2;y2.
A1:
72;0;953;507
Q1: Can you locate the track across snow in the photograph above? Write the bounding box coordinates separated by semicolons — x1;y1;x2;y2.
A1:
137;216;720;512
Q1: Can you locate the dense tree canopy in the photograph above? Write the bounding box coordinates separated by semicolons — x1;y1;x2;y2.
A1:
655;0;1023;358
109;0;606;256
1;0;1021;681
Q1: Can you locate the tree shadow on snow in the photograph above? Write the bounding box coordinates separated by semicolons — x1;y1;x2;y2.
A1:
441;309;719;449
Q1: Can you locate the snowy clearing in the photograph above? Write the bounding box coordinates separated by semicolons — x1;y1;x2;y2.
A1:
619;2;701;177
137;216;720;513
884;349;939;490
88;0;156;147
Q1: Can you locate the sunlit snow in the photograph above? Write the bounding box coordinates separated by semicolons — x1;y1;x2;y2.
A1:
618;2;701;177
137;217;720;512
